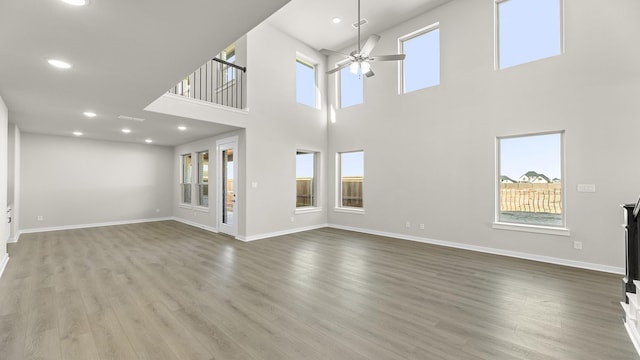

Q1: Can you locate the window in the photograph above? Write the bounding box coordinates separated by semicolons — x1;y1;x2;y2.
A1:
220;44;236;83
296;58;317;108
337;151;364;209
180;154;192;204
339;65;363;108
400;24;440;94
296;151;318;208
497;131;564;228
197;151;209;207
496;0;562;69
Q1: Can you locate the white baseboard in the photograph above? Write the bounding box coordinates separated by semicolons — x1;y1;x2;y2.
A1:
0;253;9;279
19;217;173;234
328;223;624;275
237;223;329;242
625;320;640;357
171;217;218;233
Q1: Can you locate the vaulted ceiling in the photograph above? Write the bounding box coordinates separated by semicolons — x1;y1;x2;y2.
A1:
0;0;451;146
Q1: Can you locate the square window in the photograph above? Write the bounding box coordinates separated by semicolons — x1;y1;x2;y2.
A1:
497;132;564;227
400;25;440;94
296;151;318;208
296;58;317;108
338;151;364;209
339;65;363;108
497;0;562;69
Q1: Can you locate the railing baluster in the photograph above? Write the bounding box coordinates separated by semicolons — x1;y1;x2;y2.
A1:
168;57;247;110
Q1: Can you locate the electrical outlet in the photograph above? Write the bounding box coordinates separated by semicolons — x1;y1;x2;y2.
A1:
290;217;295;222
419;223;425;230
405;221;411;228
573;241;583;250
577;184;596;193
37;215;43;221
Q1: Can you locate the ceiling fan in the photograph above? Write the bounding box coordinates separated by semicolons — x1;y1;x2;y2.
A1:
321;0;406;78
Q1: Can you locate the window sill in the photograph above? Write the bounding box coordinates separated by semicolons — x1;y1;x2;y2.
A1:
492;222;570;237
295;207;322;215
334;207;365;215
193;206;209;213
178;204;192;210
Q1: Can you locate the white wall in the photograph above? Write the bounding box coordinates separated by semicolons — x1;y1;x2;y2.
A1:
326;0;640;270
172;130;245;233
0;96;8;270
7;123;20;242
242;22;328;239
153;23;330;240
20;133;174;230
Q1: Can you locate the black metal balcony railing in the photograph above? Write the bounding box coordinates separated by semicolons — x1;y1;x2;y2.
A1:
169;58;246;110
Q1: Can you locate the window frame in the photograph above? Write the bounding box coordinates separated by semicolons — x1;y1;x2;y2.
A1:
335;150;365;214
399;22;440;94
493;130;569;236
196;150;209;209
295;150;321;214
494;0;564;70
295;55;319;109
180;153;193;206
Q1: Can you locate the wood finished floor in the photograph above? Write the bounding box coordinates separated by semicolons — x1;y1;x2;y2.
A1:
0;221;637;360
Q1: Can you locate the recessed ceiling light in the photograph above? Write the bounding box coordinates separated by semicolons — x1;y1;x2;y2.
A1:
178;126;187;131
61;0;89;6
83;111;96;118
73;131;83;136
121;128;131;134
47;59;72;69
332;17;342;24
145;139;153;144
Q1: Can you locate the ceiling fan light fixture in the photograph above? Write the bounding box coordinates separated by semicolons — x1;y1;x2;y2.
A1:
361;61;371;73
350;62;359;74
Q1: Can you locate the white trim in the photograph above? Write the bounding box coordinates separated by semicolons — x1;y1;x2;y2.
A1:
295;207;323;215
237;224;329;242
193;206;210;213
178;204;193;210
624;320;640;357
327;223;623;274
492;222;570;236
0;253;9;279
7;231;20;244
19;217;173;234
334;207;365;215
163;93;249;115
171;217;218;233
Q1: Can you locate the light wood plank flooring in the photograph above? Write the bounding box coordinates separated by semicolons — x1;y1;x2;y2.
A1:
0;221;637;359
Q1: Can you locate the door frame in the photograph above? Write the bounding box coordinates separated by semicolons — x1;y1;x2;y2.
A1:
216;136;239;237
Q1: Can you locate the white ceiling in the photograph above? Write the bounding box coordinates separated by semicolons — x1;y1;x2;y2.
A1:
0;0;450;147
267;0;453;52
0;0;290;146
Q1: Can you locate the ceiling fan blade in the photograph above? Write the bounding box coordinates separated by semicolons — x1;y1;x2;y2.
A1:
326;61;353;75
360;34;381;57
320;48;350;57
364;68;375;78
369;54;406;62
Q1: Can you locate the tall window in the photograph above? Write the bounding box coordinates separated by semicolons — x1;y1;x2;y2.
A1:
197;151;209;207
496;0;562;69
296;151;318;208
338;151;364;209
340;65;363;108
180;154;192;204
220;43;236;83
400;24;440;94
296;58;317;108
497;132;564;227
